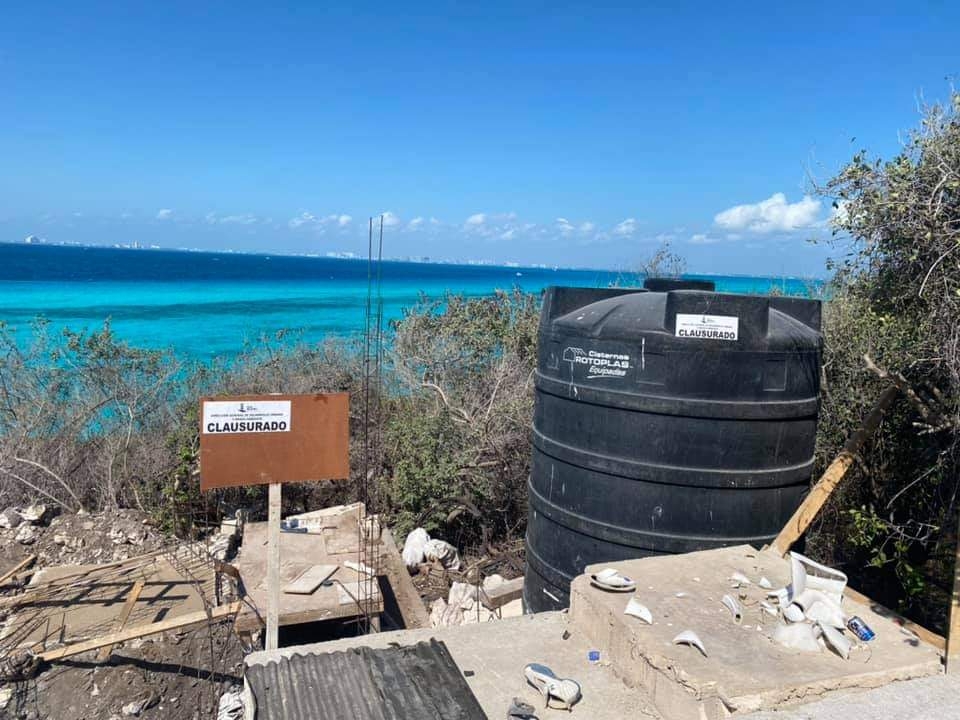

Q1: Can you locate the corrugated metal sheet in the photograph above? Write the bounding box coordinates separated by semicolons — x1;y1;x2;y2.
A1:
246;639;488;720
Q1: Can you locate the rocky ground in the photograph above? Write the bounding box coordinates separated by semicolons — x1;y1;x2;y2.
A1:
0;507;243;720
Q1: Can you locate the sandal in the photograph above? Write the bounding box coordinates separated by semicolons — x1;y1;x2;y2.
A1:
523;663;581;711
589;567;636;593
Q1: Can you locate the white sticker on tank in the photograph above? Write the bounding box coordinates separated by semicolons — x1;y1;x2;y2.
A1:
675;313;739;341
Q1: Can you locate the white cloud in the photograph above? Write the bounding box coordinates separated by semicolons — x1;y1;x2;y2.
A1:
407;216;424;230
156;208;173;220
613;218;639;237
714;193;821;233
379;211;401;227
689;233;720;245
579;221;595;233
500;228;516;240
556;217;575;236
429;217;441;225
288;211;318;229
219;214;259;225
465;213;486;226
288;211;352;232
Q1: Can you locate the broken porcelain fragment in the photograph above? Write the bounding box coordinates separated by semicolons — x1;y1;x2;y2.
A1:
767;587;790;605
675;591;690;598
672;630;707;657
721;594;742;624
729;571;751;587
760;601;778;617
624;597;653;624
794;589;846;629
783;603;805;623
819;622;852;660
759;577;773;589
789;552;847;605
772;623;821;653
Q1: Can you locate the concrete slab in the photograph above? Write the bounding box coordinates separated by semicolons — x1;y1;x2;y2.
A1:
245;611;664;719
742;672;960;720
570;545;943;719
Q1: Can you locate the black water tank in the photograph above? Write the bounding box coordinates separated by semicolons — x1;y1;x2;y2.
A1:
524;286;822;612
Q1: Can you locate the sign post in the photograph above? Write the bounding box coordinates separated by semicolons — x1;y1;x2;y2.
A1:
267;482;281;650
198;394;349;651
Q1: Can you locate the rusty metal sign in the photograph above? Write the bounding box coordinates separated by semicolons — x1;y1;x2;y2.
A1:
199;393;349;490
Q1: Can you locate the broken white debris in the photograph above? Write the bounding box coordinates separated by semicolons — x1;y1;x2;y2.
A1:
760;601;778;617
624;597;653;624
759;576;773;589
783;603;806;623
672;630;707;657
818;622;852;660
721;594;743;624
729;571;752;587
772;623;821;653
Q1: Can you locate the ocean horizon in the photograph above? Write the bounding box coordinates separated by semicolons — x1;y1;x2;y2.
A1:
0;243;824;362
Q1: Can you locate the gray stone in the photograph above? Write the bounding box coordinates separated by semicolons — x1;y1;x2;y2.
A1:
15;525;38;545
0;508;22;529
121;692;158;716
19;504;48;525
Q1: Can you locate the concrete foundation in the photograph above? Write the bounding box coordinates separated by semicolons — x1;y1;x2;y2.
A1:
570;545;942;718
245;611;662;719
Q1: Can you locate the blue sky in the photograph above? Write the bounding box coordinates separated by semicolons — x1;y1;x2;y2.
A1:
1;2;957;275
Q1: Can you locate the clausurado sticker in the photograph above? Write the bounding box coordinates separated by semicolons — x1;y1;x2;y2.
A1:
675;313;739;341
202;400;292;434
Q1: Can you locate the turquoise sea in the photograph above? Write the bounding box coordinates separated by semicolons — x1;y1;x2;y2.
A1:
0;244;820;362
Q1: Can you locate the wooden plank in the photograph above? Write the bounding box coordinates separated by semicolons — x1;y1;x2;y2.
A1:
0;555;36;586
266;482;281;651
283;564;337;595
379;525;430;629
946;507;960;672
481;576;524;610
96;580;145;661
39;601;243;662
845;586;945;652
772;386;900;556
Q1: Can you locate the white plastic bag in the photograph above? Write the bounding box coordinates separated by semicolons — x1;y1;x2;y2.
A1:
402;527;430;571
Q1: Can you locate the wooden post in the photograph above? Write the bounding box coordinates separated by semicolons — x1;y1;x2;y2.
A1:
771;386;899;556
946;508;960;672
266;482;281;651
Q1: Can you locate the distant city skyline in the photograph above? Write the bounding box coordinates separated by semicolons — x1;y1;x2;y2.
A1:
2;2;957;276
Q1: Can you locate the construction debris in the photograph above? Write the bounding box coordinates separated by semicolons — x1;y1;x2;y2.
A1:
429;575;525;628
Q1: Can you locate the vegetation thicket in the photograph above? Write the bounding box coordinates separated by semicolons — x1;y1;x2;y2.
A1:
0;91;956;631
806;91;960;629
